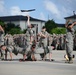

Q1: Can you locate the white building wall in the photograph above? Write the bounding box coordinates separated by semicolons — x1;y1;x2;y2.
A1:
11;21;20;26
20;21;26;30
4;20;45;32
66;18;76;22
4;21;20;26
29;21;45;33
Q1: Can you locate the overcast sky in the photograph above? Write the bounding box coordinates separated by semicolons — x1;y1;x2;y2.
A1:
0;0;76;23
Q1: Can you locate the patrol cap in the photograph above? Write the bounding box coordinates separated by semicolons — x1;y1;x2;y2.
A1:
42;26;46;29
31;24;34;28
68;23;72;26
31;44;36;48
0;45;5;48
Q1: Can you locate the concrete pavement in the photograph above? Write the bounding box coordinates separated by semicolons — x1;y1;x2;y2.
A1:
0;50;76;75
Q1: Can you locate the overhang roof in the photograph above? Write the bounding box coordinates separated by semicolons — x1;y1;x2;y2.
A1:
0;15;46;22
64;15;76;19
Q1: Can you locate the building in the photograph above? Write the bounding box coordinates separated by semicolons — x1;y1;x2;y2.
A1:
64;14;76;30
56;23;65;28
0;15;45;33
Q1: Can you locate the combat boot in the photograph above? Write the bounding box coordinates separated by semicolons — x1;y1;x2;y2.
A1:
68;57;73;64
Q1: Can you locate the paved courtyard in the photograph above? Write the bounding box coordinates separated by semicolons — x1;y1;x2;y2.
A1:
0;50;76;75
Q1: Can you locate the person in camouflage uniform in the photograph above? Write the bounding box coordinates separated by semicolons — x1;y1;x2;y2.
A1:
38;26;49;60
0;25;5;60
65;20;76;63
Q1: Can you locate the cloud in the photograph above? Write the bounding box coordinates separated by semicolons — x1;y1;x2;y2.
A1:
66;0;73;3
0;0;29;16
10;6;30;16
0;0;5;13
44;0;61;20
0;0;9;16
10;6;21;15
40;12;46;20
21;12;30;16
44;0;76;23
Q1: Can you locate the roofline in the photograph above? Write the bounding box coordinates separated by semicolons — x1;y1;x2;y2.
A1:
64;14;76;19
0;15;46;22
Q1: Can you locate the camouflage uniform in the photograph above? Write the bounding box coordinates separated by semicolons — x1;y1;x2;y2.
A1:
0;30;4;59
25;28;34;56
39;30;49;59
66;27;75;61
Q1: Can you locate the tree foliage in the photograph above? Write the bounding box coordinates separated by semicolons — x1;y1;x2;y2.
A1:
22;29;27;34
8;28;22;35
5;23;22;35
51;28;66;34
0;20;4;26
45;20;57;33
75;31;76;34
0;20;5;29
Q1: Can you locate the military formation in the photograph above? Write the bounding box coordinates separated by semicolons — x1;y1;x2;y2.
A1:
0;16;76;63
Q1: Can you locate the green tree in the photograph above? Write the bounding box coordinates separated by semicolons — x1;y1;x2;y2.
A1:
45;20;57;33
51;28;66;34
22;29;27;34
75;31;76;34
5;23;16;33
5;23;22;34
0;20;4;26
0;20;5;30
8;28;22;35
